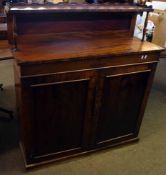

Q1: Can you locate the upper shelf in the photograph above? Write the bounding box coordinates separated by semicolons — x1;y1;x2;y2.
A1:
7;3;153;14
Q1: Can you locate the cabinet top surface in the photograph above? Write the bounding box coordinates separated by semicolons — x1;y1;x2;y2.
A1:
7;3;153;14
14;31;163;65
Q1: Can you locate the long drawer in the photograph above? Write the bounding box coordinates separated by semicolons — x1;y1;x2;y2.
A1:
18;52;160;77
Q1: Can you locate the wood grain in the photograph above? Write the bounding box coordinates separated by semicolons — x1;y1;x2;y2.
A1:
14;32;163;65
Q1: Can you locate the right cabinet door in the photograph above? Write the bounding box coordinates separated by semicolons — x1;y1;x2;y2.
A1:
95;64;155;146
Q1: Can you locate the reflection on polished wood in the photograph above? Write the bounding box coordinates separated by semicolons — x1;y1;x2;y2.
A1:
8;3;153;13
14;31;163;65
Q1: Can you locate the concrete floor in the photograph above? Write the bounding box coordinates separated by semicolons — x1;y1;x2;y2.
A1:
0;59;166;175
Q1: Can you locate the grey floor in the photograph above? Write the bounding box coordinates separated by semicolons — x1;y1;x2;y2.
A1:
0;59;166;175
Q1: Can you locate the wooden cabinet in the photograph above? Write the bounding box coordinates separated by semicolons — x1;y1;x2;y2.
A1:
15;52;160;167
8;3;163;168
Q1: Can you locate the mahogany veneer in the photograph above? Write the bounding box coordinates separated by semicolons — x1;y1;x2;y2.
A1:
7;3;163;168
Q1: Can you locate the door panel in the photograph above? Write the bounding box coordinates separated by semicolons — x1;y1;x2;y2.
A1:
22;71;96;159
32;80;88;156
96;70;150;144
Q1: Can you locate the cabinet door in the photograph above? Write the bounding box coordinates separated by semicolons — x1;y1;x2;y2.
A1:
95;65;154;146
21;70;96;161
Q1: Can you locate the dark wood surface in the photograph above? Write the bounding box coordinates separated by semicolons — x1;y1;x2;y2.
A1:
14;34;163;167
6;3;153;45
14;32;163;65
96;70;150;144
15;13;132;35
16;52;160;168
19;70;97;162
32;79;88;156
8;3;153;14
10;3;163;168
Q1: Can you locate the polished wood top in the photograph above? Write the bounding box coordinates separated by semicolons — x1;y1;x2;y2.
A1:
7;3;153;14
13;31;163;65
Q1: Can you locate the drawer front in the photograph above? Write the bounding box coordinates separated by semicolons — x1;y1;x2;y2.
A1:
20;53;159;77
115;53;158;65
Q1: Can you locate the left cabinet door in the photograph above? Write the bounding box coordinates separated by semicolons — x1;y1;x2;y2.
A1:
20;70;96;163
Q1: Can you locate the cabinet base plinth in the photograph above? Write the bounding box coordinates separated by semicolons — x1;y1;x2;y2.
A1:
20;137;139;169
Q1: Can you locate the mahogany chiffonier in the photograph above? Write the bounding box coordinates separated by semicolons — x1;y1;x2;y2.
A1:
6;2;163;168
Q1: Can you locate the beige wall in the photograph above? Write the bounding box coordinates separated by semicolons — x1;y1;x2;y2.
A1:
149;11;166;47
